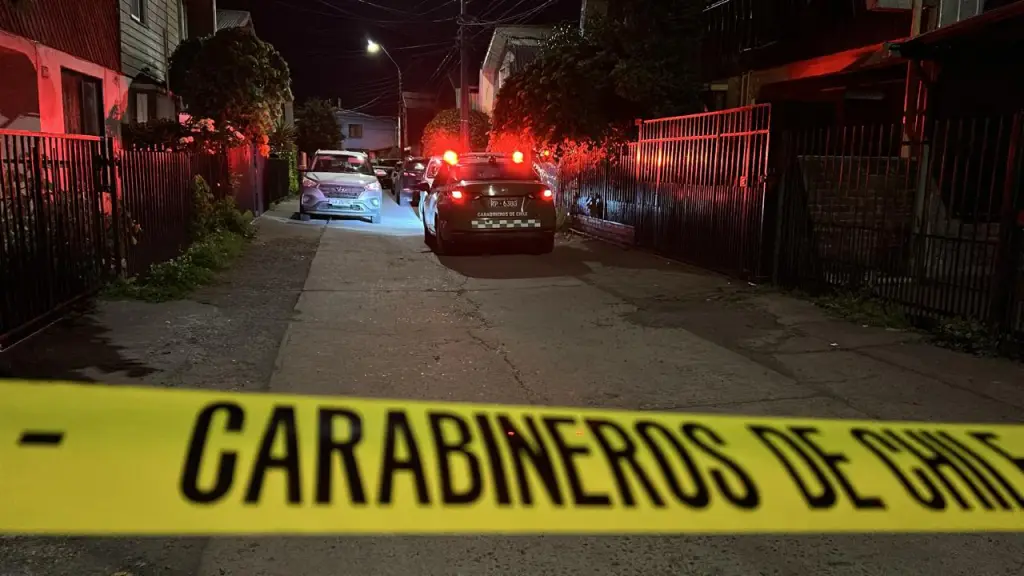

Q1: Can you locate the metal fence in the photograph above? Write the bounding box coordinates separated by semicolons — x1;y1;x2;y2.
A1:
1;131;114;347
557;105;772;279
120;150;198;277
557;105;1024;338
263;156;292;211
0;131;268;350
774;113;1024;335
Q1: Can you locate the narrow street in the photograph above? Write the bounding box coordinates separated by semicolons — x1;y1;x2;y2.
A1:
2;192;1023;576
210;194;1024;575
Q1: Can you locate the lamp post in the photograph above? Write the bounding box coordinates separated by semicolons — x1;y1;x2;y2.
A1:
367;39;404;154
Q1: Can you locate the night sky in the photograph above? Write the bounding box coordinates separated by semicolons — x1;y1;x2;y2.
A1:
218;0;581;117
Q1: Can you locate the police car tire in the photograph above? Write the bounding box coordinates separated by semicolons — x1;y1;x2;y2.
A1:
533;235;555;254
434;217;450;255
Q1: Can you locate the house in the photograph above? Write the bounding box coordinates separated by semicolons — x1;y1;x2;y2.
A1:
334;109;397;154
696;0;1024;321
453;83;480;113
0;0;125;135
476;25;553;115
701;0;1024;125
120;0;217;126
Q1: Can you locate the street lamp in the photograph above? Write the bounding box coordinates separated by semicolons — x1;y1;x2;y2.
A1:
367;39;404;154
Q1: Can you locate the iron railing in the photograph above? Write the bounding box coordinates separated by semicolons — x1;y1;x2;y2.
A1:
773;113;1024;335
0;131;114;347
1;131;267;350
120;150;198;277
558;105;772;279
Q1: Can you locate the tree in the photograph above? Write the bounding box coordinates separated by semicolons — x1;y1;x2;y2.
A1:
491;0;702;153
169;27;292;139
295;99;343;156
421;108;491;155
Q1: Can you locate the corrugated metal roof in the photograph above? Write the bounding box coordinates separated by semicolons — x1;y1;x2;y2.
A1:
0;0;120;70
216;9;252;30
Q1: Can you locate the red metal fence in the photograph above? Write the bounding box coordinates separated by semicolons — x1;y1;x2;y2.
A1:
558;104;772;279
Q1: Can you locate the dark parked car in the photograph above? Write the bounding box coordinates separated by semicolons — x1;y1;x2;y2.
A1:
393;157;430;206
418;150;555;255
372;159;400;190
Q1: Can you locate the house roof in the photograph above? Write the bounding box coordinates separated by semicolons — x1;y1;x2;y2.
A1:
887;0;1024;59
482;25;554;74
217;9;253;31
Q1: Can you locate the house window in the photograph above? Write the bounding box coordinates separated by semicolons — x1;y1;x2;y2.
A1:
178;0;188;39
348;124;363;138
61;69;103;136
130;0;145;23
135;92;150;123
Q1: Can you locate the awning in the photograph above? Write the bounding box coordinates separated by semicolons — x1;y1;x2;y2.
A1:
887;1;1024;60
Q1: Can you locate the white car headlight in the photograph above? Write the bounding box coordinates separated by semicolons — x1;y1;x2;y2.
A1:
364;181;382;192
302;177;318;188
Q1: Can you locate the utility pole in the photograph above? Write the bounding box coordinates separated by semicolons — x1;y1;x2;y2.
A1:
397;72;404;154
459;0;470;151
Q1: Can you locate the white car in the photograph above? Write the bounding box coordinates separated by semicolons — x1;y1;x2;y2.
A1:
299;150;383;223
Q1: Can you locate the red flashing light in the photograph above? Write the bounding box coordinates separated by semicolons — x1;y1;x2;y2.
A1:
512;151;525;164
443;150;458;165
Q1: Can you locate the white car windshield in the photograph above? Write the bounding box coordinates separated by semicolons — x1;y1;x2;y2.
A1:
312;154;373;176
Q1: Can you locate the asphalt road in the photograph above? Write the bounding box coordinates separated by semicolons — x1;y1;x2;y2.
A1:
196;192;1024;576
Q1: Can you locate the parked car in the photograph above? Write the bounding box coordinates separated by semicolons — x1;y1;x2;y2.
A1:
423;155;443;188
299;150;383;224
393;157;430;206
418;150;555;255
373;158;400;190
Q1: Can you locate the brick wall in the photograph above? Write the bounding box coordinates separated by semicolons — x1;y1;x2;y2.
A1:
574;215;635;246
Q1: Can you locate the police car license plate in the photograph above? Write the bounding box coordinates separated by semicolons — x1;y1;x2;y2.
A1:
488;198;520;209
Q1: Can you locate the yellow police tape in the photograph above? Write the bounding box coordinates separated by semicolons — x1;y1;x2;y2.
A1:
1;380;1023;535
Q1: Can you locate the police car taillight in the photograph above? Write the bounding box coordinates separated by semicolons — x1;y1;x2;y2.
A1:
449;189;465;201
541;189;553;200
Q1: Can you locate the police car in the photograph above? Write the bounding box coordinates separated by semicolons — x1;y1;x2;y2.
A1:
416;150;555;255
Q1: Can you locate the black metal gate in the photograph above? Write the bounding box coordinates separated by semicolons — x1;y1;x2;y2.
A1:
0;131;116;349
772;112;1024;339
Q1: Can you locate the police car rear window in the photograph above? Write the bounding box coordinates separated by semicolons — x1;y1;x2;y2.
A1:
455;161;538;182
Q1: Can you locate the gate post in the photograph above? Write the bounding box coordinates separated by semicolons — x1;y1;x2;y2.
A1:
988;113;1023;335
